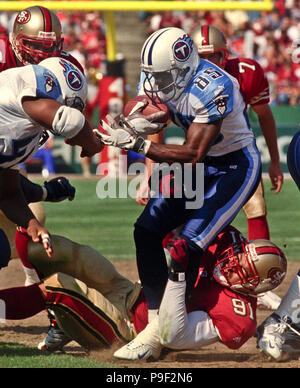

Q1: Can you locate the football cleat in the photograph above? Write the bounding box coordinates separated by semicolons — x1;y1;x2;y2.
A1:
114;339;160;360
38;310;72;352
113;339;161;361
257;291;281;310
114;318;162;361
256;313;300;361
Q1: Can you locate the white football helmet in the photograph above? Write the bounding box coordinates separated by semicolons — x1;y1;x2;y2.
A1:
39;57;87;111
213;239;287;295
141;27;199;103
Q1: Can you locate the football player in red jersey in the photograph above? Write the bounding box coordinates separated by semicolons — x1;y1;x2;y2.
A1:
114;225;287;360
0;224;286;358
190;25;284;241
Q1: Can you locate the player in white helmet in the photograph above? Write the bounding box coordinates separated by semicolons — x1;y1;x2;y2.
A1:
97;27;262;359
0;56;103;256
0;5;86;278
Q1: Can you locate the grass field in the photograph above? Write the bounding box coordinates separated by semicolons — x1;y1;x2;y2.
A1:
0;342;114;368
1;176;299;368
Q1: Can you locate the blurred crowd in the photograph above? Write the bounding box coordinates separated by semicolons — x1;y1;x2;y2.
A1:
142;0;300;106
0;3;299;109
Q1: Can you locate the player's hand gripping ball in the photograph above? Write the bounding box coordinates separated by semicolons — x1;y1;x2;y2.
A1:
124;95;169;124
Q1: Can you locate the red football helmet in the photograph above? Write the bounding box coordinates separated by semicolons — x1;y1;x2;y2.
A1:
213;239;287;295
10;6;63;65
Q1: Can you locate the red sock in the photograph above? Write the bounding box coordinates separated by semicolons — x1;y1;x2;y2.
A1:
15;229;43;279
0;284;45;320
247;216;270;240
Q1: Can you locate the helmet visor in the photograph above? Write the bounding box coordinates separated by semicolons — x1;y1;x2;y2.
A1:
143;69;180;103
213;243;259;291
17;34;63;64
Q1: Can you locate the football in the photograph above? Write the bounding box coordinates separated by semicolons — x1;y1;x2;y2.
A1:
123;95;169;124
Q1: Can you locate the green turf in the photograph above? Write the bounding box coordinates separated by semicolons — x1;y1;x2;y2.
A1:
0;342;113;368
41;177;300;261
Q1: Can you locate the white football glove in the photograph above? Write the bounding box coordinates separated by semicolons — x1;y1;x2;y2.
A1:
123;98;167;135
94;115;151;155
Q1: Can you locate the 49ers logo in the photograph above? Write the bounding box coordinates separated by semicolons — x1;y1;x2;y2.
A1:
268;268;284;287
16;10;31;24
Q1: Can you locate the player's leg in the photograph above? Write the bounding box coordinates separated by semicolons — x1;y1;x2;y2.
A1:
15;229;137;351
43;273;136;349
134;192;193;318
15;230;134;315
0;283;46;321
114;242;218;361
287;130;300;190
158;280;218;350
242;178;270;240
256;270;300;361
182;144;261;253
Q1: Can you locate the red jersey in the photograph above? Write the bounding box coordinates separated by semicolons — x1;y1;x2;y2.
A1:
132;225;257;350
0;36;84;74
225;57;270;107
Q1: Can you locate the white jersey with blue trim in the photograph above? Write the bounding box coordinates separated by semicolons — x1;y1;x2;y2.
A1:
0;64;62;170
139;59;254;157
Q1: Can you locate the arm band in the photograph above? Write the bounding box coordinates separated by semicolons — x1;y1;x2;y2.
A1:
52;106;85;139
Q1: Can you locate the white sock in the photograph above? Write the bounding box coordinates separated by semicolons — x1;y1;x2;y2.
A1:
148;309;158;323
22;266;40;286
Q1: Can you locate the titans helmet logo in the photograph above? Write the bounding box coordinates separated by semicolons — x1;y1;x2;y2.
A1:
59;59;83;91
173;35;193;62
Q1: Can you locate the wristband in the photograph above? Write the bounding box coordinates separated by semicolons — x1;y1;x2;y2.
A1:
132;136;145;153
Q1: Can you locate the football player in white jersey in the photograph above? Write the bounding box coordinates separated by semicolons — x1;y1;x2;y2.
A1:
96;27;261;356
0;56;103;256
